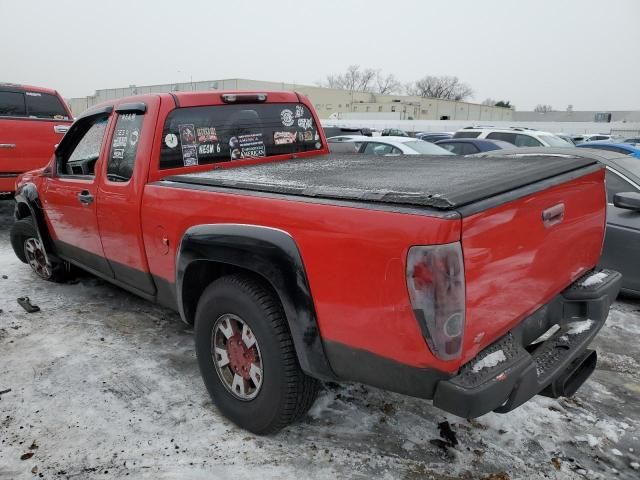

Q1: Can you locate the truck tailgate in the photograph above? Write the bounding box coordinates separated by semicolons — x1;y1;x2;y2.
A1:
460;168;606;364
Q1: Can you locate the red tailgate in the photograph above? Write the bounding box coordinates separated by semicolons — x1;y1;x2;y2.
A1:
460;168;606;364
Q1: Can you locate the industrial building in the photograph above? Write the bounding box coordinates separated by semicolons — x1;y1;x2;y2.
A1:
66;78;514;121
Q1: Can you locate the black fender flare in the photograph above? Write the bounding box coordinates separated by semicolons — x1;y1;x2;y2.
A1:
176;224;336;381
14;183;57;255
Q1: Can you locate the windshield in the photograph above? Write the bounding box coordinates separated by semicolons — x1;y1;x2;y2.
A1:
160;103;323;169
403;141;454;155
540;134;572;147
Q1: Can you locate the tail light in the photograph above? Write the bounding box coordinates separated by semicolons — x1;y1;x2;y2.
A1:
406;243;466;361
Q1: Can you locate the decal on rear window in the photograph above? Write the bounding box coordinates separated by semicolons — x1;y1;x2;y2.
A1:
159;103;323;170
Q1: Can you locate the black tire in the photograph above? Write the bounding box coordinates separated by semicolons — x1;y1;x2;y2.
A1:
10;217;70;282
194;274;319;434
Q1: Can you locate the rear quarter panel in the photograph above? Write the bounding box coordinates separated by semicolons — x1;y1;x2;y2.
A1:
141;185;462;372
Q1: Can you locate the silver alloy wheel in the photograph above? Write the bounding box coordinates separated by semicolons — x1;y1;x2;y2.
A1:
212;313;263;401
23;237;52;280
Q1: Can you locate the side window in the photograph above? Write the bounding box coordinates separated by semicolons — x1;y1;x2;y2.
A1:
515;134;543;147
25;92;70;120
459;143;480;155
486;132;516;144
60;117;109;176
605;169;637;203
440;143;458;154
107;113;144;182
363;142;394;156
0;91;26;117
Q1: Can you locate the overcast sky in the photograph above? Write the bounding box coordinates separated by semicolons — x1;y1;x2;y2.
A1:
1;0;638;111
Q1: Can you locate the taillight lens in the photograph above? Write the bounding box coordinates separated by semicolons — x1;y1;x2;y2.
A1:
406;243;466;361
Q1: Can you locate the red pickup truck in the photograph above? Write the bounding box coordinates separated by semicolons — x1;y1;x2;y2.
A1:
0;83;73;193
10;91;621;434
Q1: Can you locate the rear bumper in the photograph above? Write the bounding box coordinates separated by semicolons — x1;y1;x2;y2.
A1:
0;173;19;193
432;268;621;418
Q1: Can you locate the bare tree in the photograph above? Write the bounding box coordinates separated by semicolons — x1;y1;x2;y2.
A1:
534;104;554;113
374;72;401;95
482;98;497;106
409;76;473;101
323;65;377;93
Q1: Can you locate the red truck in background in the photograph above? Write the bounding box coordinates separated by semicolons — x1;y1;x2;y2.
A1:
10;91;621;434
0;83;73;194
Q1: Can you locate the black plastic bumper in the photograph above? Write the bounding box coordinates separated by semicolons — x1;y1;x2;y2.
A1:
432;268;622;418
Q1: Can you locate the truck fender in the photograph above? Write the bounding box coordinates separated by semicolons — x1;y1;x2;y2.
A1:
176;224;336;381
14;183;56;255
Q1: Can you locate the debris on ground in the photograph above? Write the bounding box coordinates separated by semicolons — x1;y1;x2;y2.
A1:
438;421;458;447
552;457;562;470
0;387;11;397
17;296;40;313
20;452;34;460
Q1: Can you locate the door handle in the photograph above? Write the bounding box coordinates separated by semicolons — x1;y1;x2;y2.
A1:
0;144;16;149
78;190;94;205
542;203;565;228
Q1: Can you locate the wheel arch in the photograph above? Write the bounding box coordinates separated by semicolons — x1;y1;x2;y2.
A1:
14;183;56;254
177;224;336;381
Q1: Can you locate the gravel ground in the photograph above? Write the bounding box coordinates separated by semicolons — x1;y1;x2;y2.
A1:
0;198;639;480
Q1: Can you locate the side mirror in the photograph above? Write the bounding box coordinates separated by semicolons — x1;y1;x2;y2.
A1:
613;192;640;211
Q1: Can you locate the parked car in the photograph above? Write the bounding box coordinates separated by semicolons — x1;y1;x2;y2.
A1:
577;142;640;158
323;126;372;138
0;83;73;194
624;137;640;144
474;146;640;295
555;134;576;145
453;127;572;147
415;132;453;143
10;91;620;435
326;135;367;153
381;128;408;137
574;134;623;144
349;136;453;155
434;138;512;155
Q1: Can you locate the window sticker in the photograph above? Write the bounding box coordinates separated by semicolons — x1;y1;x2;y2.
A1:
280;109;294;127
165;133;178;148
179;124;198;166
274;131;297;145
25;92;42;97
230;133;266;160
297;117;313;130
197;127;218;143
182;145;198;166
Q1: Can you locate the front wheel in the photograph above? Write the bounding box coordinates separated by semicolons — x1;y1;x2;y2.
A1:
194;274;319;434
10;218;70;282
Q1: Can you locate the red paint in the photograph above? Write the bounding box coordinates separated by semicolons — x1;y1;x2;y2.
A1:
0;84;72;193
20;91;606;376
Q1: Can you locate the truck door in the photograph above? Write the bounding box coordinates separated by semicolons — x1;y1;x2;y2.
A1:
95;100;157;296
43;108;114;276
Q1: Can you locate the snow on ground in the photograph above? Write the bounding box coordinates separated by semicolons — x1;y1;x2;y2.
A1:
0;199;639;479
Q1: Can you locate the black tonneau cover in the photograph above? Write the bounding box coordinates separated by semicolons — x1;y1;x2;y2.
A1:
165;154;598;210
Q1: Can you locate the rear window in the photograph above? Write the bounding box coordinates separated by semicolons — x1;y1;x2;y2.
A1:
0;91;26;117
160;103;323;169
453;131;481;139
25;92;70;120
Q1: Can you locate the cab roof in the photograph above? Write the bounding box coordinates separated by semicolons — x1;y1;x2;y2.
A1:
0;82;60;95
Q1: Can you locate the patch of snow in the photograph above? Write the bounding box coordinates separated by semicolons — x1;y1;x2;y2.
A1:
581;271;608;287
566;319;594;335
576;434;600;447
472;350;506;372
631;462;639;470
611;448;623;456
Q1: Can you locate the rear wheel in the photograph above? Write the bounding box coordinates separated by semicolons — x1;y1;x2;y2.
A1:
194;274;319;434
10;218;70;282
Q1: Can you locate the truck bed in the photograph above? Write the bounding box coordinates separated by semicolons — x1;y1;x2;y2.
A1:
165;154;597;210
